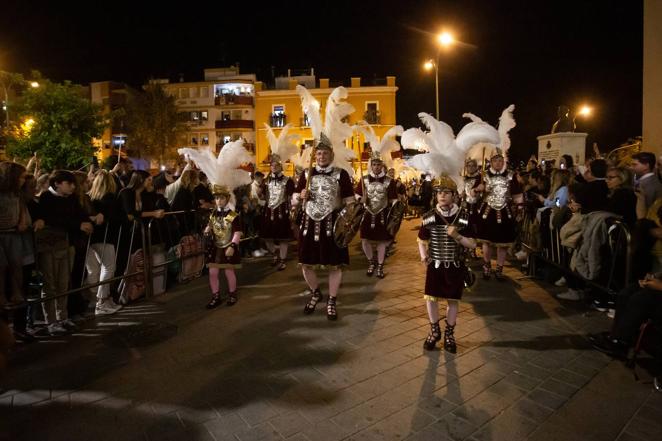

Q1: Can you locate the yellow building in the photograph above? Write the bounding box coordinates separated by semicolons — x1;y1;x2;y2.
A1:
254;72;398;175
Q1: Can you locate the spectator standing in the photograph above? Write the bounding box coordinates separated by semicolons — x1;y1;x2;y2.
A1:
632;152;662;219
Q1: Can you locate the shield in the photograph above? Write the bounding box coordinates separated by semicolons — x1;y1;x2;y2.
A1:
385;200;406;237
333;203;365;248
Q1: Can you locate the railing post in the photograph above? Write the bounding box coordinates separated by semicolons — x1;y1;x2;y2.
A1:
142;221;153;299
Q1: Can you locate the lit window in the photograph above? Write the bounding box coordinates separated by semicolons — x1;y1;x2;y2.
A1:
201;134;209;145
201;111;208;121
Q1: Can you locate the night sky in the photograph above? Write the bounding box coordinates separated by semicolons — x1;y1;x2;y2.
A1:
0;0;643;163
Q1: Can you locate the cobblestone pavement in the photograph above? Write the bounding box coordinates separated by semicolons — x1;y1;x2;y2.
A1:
1;219;661;441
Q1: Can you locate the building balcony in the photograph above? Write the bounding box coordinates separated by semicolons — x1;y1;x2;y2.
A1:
215;119;255;130
270;113;287;128
215;94;254;106
363;110;381;125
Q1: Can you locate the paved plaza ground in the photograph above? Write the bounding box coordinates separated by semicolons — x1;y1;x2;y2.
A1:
1;219;661;441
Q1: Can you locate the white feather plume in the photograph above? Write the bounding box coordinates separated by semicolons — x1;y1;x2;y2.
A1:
357;123;403;169
178;140;253;197
264;123;300;163
497;104;516;153
324;87;356;175
296;85;322;140
404;112;500;188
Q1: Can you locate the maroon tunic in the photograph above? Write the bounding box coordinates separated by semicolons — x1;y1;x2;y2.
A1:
461;173;483;238
418;207;472;300
355;174;398;242
476;169;523;246
296;167;355;267
260;174;295;241
206;209;242;269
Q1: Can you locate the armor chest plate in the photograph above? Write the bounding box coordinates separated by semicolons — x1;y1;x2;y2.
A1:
463;176;479;204
428;224;463;265
267;177;288;209
211;211;236;248
305;171;340;221
364;177;390;215
485;173;511;210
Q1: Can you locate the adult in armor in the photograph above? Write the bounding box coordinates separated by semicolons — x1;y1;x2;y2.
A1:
417;176;476;353
355;153;398;278
292;136;356;320
475;150;524;280
460;158;483;238
261;156;295;271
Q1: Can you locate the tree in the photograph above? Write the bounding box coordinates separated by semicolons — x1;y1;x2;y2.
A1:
123;82;185;162
6;78;106;170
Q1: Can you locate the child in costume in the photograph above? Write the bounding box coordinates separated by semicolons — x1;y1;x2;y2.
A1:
178;140;253;309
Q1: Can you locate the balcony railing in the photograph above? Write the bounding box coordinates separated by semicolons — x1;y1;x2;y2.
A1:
215;94;254;106
363;110;381;125
270;114;287;128
215;119;255;130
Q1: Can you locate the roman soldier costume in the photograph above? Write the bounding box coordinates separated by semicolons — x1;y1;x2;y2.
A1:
402;110;500;353
355;124;403;278
293;85;358;320
260;124;299;270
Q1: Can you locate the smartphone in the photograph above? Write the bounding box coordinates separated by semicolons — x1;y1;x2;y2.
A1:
560;163;566;170
555;198;561;208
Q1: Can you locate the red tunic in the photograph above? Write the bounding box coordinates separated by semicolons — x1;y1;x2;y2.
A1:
260;174;295;241
295;167;355;268
355;174;398;242
476;169;523;246
418;207;472;300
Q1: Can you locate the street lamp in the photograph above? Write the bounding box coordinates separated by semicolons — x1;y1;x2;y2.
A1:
573;104;592;129
30;81;39;88
424;31;455;120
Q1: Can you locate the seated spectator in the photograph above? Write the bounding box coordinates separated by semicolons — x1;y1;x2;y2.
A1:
632;152;662;219
606;166;637;226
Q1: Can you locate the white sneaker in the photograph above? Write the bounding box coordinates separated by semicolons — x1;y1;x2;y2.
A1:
95;299;122;316
556;289;583;301
47;322;69;336
554;276;567;287
252;250;266;257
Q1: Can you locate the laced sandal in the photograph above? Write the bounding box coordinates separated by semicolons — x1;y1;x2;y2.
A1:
423;321;442;351
326;296;338;321
376;263;385;279
482;263;491;280
443;321;457;353
366;260;376;277
206;292;223;309
276;259;287;271
304;288;323;314
494;265;504;281
270;255;279;267
226;292;238;306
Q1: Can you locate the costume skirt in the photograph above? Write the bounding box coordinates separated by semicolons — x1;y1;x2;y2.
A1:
476;205;517;246
260;205;294;241
298;213;349;268
424;262;466;300
359;211;392;242
207;243;241;269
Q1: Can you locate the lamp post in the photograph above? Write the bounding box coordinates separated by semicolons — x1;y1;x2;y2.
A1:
423;31;455;120
573;105;592;128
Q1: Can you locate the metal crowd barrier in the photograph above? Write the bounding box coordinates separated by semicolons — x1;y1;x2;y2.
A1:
519;208;632;296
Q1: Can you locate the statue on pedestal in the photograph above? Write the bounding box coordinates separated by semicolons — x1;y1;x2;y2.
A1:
551;105;576;133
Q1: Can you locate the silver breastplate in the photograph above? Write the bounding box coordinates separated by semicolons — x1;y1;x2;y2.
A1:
267;177;288;209
485;173;511;210
463;176;479;204
364;177;390;215
428;224;463;268
305;170;340;221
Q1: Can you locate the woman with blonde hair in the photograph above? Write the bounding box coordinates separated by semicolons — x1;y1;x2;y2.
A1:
606;166;636;226
536;169;571;209
86;170;122;315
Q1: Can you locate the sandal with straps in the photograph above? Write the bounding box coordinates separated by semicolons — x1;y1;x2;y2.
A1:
206;292;224;309
376;263;385;279
444;321;457;353
270;255;279;267
482;263;491;280
304;288;323;314
366;260;376;277
276;259;287;271
226;291;238;307
423;321;442;351
494;265;504;281
326;296;338;321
